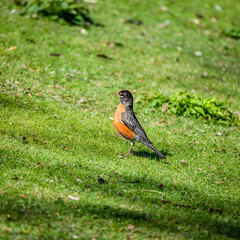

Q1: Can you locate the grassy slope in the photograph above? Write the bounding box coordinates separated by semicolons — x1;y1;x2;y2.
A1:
0;0;240;239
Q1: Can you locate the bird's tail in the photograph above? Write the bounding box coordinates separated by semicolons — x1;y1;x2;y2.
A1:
147;144;166;159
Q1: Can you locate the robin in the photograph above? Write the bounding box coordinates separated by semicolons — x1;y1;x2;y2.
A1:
113;90;166;159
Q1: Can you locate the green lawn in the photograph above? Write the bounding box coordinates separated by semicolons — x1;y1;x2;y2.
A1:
0;0;240;239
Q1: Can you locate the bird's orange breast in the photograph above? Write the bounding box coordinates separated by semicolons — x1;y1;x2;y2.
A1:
113;103;136;140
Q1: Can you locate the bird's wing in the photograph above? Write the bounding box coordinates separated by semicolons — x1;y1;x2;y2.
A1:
121;111;152;144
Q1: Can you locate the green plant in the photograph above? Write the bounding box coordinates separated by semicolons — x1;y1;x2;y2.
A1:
147;92;239;126
223;28;240;39
14;0;98;26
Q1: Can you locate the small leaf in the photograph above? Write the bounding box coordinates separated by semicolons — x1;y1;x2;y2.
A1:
125;19;143;25
162;102;168;112
193;106;206;117
127;225;135;231
26;38;36;43
97;54;112;60
20;194;26;198
49;53;61;57
68;195;79;201
9;46;16;51
4;227;13;233
194;51;202;56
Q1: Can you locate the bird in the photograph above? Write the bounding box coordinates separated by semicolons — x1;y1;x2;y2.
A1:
113;90;166;159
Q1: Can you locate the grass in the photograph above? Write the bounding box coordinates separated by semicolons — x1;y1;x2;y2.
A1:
0;0;240;239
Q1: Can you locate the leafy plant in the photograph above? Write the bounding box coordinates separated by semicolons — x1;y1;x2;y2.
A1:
223;28;240;39
147;92;239;126
14;0;99;26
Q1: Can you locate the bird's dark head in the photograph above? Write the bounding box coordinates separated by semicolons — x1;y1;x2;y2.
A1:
113;90;133;107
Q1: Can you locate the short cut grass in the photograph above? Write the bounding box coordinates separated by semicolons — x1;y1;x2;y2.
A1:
0;0;240;239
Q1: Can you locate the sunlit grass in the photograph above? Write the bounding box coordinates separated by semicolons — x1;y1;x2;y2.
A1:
0;0;239;239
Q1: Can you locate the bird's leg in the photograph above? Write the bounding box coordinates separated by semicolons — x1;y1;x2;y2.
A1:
125;142;134;157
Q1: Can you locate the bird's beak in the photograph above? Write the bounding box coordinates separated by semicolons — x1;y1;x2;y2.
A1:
113;92;120;97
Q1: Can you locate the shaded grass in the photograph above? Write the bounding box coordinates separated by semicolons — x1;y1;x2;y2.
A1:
0;0;240;239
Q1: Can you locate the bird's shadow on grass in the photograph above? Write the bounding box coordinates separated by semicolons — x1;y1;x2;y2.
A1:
132;150;171;163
